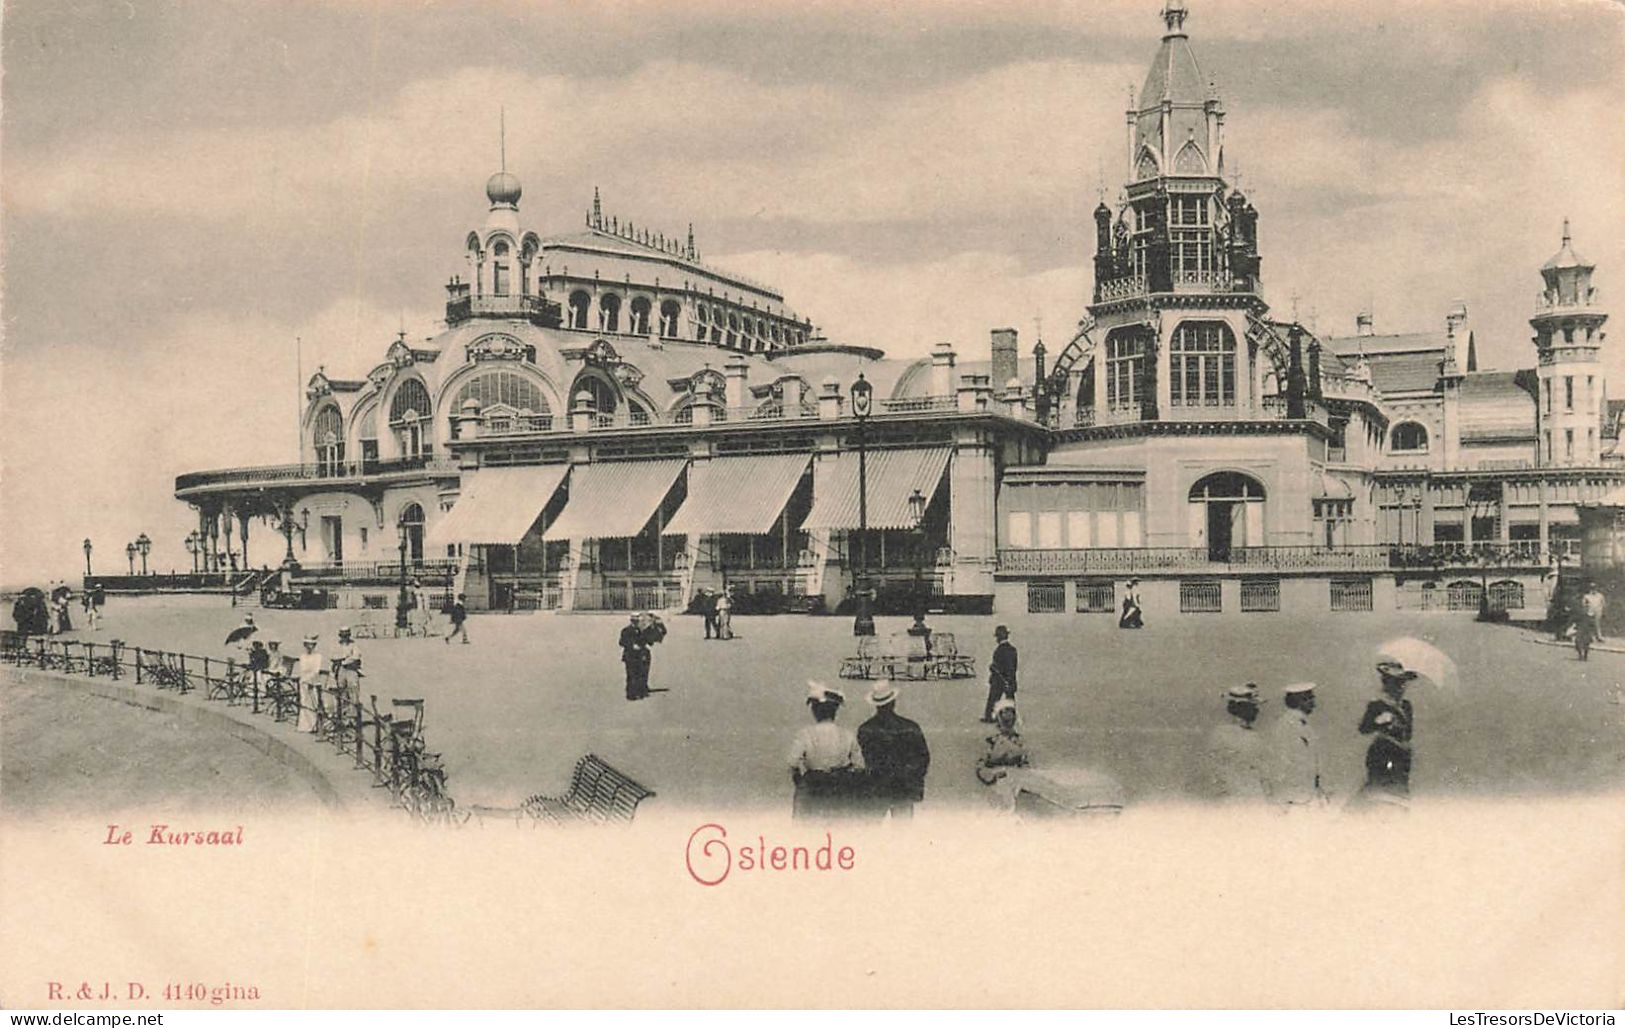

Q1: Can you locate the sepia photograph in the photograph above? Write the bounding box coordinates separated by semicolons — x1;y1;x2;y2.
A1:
1;0;1622;1012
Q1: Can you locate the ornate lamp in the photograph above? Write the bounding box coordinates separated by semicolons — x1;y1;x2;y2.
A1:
135;533;151;576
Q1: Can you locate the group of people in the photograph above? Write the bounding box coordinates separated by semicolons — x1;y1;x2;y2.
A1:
11;583;101;637
227;614;364;734
789;680;930;820
696;588;735;641
1204;658;1419;811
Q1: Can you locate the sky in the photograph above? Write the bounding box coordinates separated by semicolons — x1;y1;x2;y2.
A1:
2;0;1623;585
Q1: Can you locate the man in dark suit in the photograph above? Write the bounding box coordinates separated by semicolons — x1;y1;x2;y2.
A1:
982;624;1018;723
856;681;930;820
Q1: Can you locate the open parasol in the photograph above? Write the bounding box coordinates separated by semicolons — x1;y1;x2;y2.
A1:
224;624;259;645
1376;636;1457;690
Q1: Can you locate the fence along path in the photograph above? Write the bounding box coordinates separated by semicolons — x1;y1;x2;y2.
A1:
0;632;457;824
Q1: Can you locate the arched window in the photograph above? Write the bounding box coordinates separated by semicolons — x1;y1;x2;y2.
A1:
1188;472;1266;502
389;378;432;459
1391;422;1429;452
629;296;651;335
399;503;425;564
1135;147;1159;181
660;300;682;338
1174;140;1206;175
389;378;431;424
571;373;619;424
599;293;622;333
727;312;740;348
1106;327;1148;410
453;370;551;430
491;240;511;295
1170;321;1236;407
313;405;344;473
568;291;591;330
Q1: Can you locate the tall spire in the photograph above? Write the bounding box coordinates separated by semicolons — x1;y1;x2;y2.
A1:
592;187;602;230
1562;217;1571;246
500;106;506;173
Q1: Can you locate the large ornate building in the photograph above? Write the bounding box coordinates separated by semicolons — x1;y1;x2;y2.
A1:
176;0;1614;617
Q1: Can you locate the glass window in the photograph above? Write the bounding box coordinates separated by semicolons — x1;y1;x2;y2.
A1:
1390;422;1429;452
453;371;550;416
1566;376;1574;410
1169;322;1236;407
1106;328;1147;409
389;378;431;424
1007;512;1032;548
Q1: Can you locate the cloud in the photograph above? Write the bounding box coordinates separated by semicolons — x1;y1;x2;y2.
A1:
0;297;431;585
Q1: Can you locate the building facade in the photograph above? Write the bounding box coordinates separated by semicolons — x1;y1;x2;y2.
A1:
175;0;1614;617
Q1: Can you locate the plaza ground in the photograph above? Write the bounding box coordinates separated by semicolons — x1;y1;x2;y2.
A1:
1;671;330;817
22;594;1621;816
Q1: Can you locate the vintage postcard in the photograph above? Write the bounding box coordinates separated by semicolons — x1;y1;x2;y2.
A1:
1;0;1622;1010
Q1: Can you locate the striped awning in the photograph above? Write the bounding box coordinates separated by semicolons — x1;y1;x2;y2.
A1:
800;448;951;531
542;459;687;541
662;453;811;536
424;464;569;548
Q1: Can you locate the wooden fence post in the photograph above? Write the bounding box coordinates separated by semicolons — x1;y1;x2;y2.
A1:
178;653;188;693
135;648;143;685
251;669;260;715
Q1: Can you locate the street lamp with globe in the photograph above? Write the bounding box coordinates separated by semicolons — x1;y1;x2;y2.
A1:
849;372;875;636
125;542;137;576
184;531;199;574
135;533;151;576
83;538;93;578
395;512;411;634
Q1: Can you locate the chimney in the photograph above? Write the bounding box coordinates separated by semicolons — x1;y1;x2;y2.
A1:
818;376;842;420
1286;325;1307;419
1307;338;1323;402
1445;301;1473;371
724;356;748;410
571;389;596;433
958;372;993;413
991;328;1019;396
690;379;715;427
1356;310;1373;336
779;376;805;419
930;342;957;397
1003;378;1028;420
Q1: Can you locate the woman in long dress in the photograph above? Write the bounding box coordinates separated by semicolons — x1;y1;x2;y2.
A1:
295;634;327;733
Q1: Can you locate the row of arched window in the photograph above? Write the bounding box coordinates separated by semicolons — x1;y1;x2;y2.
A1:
561;290;808;350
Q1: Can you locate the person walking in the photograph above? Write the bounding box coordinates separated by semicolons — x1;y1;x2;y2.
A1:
789;683;866;819
856;681;931;820
1265;683;1326;809
982;624;1018;723
715;587;733;640
1355;660;1416;806
445;593;469;644
699;589;717;640
1580;582;1607;655
410;578;432;637
332;626;362;706
82;590;100;632
294;634;327;734
1119;578;1145;629
1205;683;1268;803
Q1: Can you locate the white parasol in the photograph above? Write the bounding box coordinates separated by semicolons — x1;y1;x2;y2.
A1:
1376;636;1458;690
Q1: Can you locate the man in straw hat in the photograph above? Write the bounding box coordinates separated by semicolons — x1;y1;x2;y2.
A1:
1265;682;1326;808
294;633;327;734
857;680;931;820
789;682;865;819
1205;683;1268;803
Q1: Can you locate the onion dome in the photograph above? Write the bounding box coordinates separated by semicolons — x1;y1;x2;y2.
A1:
486;171;522;208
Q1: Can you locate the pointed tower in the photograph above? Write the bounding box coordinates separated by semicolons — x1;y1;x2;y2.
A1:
1084;0;1264;426
1532;220;1609;466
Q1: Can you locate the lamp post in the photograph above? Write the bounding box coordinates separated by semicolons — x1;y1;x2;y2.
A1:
395;512;410;635
135;533;151;576
850;372;874;634
908;488;927;620
185;532;199;573
299;508;310;556
83;538;93;578
125;542;136;576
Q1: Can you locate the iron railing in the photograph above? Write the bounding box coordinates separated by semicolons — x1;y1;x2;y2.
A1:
0;633;457;824
176;455;457;492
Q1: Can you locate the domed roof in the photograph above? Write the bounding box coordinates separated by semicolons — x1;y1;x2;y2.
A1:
1542;220;1592;272
486;171;522;208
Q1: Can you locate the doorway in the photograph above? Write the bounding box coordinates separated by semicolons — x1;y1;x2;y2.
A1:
1189;472;1266;562
322;516;343;566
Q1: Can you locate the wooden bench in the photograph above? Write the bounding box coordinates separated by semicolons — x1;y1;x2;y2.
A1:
516;754;656;826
